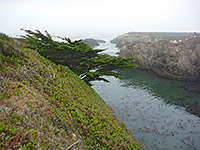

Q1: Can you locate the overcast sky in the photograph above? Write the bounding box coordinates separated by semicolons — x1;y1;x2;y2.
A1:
0;0;200;37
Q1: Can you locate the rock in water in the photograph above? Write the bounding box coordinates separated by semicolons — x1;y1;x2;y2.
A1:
82;38;106;47
120;35;200;81
82;38;99;47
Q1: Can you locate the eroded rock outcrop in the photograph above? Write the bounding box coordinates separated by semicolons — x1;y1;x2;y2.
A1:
120;36;200;81
82;38;106;47
112;32;195;48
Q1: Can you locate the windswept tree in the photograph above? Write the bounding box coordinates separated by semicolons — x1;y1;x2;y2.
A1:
22;29;136;85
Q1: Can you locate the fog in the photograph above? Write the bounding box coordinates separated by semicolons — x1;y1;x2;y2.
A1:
0;0;200;37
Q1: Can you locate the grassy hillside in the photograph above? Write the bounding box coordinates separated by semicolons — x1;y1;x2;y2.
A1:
0;33;143;149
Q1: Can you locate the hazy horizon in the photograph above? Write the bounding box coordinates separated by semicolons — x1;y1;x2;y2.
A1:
1;0;200;38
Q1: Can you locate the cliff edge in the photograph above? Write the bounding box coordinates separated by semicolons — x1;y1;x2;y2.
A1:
111;32;195;48
120;35;200;82
0;33;143;149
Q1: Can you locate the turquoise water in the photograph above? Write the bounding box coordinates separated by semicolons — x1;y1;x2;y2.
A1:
118;69;200;111
92;40;200;150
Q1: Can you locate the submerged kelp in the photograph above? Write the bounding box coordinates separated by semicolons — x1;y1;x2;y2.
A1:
0;33;143;149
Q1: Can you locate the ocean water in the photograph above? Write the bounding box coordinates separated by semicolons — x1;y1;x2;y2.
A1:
92;40;200;150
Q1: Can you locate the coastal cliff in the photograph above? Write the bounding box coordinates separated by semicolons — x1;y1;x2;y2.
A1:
0;33;143;149
111;32;195;48
120;35;200;81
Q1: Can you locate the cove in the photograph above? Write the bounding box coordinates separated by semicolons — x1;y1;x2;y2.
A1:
92;40;200;150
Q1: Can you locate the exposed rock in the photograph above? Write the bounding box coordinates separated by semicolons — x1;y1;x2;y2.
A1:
82;38;106;47
120;35;200;81
111;32;196;48
96;39;106;43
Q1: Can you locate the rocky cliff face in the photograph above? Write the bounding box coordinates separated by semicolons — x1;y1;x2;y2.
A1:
120;36;200;81
112;32;195;48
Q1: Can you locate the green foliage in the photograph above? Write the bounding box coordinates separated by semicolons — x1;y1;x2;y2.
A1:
0;33;24;58
22;29;136;84
0;122;19;148
0;33;143;149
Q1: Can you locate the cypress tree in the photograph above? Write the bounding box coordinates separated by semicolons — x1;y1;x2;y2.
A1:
22;29;136;85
